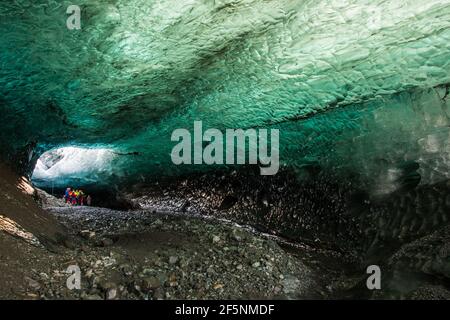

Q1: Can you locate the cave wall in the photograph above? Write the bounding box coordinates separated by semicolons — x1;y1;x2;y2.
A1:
122;168;450;263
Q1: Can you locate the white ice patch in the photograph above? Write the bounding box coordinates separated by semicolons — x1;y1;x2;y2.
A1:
32;147;116;185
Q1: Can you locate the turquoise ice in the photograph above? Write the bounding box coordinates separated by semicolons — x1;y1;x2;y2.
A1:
0;0;448;189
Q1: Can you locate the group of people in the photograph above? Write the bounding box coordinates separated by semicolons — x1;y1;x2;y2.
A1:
64;187;92;206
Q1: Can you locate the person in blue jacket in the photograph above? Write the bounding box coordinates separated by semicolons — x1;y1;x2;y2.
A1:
64;187;71;203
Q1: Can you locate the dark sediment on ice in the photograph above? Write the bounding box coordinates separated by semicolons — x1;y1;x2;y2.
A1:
122;168;449;257
120;168;450;297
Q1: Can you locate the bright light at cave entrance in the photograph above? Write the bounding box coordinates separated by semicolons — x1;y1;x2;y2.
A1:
32;147;116;187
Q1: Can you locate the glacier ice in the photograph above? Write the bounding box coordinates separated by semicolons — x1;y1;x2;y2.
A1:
32;147;116;188
0;0;448;189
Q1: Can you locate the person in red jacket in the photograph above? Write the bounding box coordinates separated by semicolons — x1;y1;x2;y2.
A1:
70;191;77;205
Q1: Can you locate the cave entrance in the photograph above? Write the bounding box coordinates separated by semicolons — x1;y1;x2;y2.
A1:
31;146;116;199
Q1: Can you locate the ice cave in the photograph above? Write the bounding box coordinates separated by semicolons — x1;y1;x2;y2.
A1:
0;0;449;301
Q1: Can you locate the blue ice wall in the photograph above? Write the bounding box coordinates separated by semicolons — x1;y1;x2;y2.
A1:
0;0;448;188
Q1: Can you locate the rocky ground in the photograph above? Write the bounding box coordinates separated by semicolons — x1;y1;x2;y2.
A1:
2;196;449;300
0;203;361;300
40;206;357;300
0;167;360;301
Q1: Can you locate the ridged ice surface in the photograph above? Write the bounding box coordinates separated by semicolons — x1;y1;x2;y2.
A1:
0;0;449;187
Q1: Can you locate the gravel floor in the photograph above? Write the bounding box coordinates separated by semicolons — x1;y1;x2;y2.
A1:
11;205;348;300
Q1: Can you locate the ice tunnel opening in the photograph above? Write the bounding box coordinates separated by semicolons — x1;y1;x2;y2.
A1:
30;146;140;210
31;146;116;188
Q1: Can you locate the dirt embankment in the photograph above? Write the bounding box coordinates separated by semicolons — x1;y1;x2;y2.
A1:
0;163;65;244
0;163;67;298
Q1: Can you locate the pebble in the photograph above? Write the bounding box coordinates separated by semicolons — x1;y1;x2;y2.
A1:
107;288;117;300
213;283;224;290
80;230;96;240
25;277;41;291
142;276;161;290
168;256;178;265
85;294;103;300
101;238;114;247
153;287;165;299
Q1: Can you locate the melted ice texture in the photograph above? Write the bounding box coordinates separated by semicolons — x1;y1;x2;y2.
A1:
0;0;449;188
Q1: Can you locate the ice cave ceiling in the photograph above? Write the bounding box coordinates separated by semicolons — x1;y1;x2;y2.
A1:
0;0;449;188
